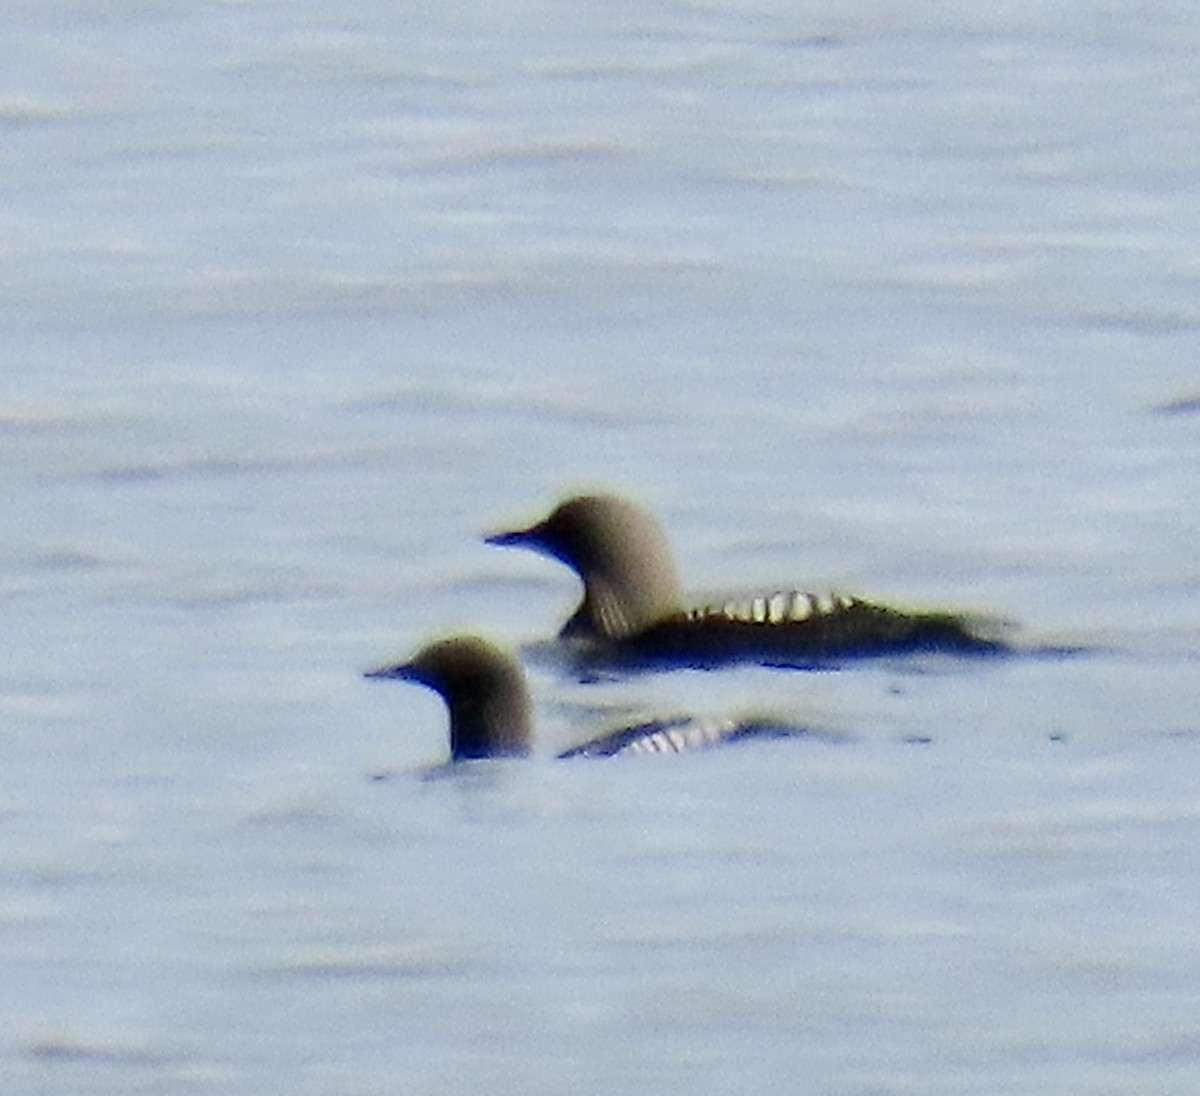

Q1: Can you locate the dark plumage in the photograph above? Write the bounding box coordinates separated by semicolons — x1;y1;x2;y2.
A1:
366;635;807;762
367;635;532;760
487;493;1009;667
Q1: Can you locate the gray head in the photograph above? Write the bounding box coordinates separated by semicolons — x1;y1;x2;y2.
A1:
486;493;685;640
366;635;532;761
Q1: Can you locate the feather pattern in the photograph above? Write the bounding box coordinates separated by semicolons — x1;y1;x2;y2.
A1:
559;716;804;759
685;590;859;626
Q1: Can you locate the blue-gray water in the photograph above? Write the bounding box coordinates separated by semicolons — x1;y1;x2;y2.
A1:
2;2;1199;1093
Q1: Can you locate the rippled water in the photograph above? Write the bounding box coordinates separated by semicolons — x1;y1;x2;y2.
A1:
2;2;1199;1093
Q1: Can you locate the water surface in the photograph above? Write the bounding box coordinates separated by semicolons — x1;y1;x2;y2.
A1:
2;2;1198;1093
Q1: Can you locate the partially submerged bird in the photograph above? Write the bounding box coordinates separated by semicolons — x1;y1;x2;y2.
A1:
366;634;806;763
487;493;1009;667
368;635;533;761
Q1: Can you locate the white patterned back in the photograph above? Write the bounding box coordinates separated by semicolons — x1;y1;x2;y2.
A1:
684;590;859;626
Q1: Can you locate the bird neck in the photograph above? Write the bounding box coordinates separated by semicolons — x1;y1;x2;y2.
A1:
447;680;532;760
572;540;683;640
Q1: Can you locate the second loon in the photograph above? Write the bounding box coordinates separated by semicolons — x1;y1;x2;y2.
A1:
367;634;806;763
486;492;1010;668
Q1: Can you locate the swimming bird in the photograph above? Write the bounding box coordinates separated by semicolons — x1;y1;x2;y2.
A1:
368;635;533;760
486;493;1008;667
366;634;805;762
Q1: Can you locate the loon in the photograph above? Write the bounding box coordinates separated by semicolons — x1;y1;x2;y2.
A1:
486;493;1008;667
366;634;804;762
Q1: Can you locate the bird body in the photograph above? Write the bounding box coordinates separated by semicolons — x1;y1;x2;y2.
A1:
367;635;808;763
487;493;1008;667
